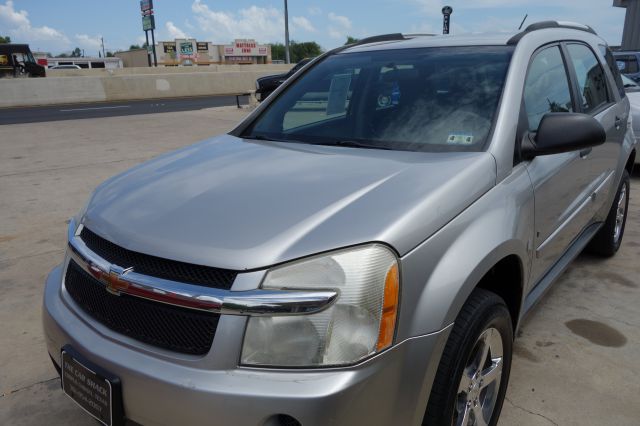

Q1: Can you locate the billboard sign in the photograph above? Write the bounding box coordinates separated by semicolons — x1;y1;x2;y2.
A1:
196;42;208;52
223;39;267;57
142;15;155;31
140;0;153;12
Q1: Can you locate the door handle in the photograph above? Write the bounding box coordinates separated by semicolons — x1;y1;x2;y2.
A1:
580;147;592;158
614;116;623;129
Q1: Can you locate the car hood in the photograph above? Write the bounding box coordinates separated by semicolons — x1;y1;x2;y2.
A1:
83;135;496;270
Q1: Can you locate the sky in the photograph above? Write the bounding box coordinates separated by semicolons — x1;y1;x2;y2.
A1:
0;0;630;55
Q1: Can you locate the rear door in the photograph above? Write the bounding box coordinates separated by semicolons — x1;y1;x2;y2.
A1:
523;44;594;285
564;42;625;219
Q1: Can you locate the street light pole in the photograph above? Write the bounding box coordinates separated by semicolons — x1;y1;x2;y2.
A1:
284;0;291;64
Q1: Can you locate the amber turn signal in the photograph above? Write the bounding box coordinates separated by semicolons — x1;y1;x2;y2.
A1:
376;263;399;351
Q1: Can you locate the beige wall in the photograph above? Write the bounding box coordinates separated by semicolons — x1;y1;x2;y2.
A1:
115;49;149;68
45;64;292;77
0;68;293;108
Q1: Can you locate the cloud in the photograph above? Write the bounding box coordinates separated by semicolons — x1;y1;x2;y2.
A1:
308;6;322;16
327;12;352;39
75;34;102;51
166;21;188;39
292;16;316;32
191;0;285;43
0;0;69;46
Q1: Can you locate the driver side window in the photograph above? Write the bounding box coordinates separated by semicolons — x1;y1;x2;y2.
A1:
523;46;574;131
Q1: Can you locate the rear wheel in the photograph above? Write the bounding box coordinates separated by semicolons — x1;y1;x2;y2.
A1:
587;170;630;257
424;289;513;426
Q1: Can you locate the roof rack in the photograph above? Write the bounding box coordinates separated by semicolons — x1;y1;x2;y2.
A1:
507;20;597;45
349;33;407;47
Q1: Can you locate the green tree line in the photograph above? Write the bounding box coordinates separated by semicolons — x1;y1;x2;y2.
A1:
271;41;322;63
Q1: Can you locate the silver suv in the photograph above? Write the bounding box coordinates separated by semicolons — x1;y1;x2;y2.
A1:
43;21;636;426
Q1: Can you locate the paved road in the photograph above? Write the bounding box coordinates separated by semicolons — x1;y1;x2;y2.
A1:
0;95;249;125
0;108;639;425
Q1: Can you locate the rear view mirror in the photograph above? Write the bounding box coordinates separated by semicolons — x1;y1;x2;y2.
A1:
522;113;606;159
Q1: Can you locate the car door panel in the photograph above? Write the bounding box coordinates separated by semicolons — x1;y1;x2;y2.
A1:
522;45;594;286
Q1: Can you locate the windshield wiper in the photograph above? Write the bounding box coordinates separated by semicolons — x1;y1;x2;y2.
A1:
243;134;284;142
327;140;392;150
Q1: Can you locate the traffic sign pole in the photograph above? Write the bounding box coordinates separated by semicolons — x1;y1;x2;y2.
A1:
145;30;151;67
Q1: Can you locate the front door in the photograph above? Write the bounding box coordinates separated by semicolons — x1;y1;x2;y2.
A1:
523;45;594;286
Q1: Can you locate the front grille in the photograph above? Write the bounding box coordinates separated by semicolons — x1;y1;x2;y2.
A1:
65;260;219;355
80;227;236;289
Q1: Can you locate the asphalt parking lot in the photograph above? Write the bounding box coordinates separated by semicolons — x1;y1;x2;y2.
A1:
0;107;638;425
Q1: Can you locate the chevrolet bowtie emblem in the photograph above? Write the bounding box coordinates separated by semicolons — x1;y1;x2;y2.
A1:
88;264;133;296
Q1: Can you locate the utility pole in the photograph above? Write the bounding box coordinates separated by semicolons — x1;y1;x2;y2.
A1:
101;37;106;58
284;0;290;64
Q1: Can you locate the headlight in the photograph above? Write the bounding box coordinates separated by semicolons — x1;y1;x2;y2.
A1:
255;80;260;90
241;244;399;367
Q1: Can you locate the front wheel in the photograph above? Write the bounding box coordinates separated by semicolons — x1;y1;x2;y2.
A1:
424;289;513;426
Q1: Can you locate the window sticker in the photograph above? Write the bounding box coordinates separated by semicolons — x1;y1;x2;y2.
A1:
447;133;474;145
377;94;392;108
326;73;352;115
616;60;625;71
377;81;401;109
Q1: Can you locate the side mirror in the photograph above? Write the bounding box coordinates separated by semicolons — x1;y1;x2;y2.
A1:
521;113;606;159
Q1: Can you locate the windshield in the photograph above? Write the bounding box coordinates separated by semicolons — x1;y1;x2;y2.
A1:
243;46;513;152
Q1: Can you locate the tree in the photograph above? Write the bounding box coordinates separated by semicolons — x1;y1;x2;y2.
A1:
344;36;359;45
70;47;82;57
106;51;115;57
0;35;11;44
271;40;323;63
129;42;148;50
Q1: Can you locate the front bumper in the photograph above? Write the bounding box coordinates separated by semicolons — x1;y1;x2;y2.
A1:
43;264;451;426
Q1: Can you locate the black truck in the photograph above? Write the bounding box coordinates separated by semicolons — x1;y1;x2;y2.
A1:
0;44;46;78
255;58;312;101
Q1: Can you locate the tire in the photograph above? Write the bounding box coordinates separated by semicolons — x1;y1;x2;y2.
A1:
586;170;630;257
424;289;513;426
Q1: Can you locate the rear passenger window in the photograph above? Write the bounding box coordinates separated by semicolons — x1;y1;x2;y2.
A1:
523;46;573;131
599;45;625;98
566;44;610;113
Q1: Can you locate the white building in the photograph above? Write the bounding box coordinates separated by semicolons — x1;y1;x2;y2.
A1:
155;39;272;66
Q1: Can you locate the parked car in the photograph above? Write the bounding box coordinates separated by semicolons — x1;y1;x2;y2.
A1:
622;75;640;164
49;64;82;70
255;58;312;101
43;21;636;426
613;50;640;82
0;44;45;77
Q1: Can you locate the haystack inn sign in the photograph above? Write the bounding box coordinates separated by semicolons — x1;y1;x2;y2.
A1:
224;39;268;57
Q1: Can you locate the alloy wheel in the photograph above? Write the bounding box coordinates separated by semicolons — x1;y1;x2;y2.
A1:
453;327;504;426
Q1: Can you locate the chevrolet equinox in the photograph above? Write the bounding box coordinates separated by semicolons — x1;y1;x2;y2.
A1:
43;21;636;426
